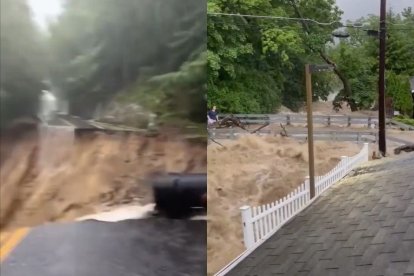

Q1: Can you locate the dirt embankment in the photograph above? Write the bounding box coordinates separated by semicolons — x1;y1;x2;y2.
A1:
207;135;361;274
0;123;206;231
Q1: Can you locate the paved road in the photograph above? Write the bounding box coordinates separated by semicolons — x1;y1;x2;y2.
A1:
52;114;98;129
1;218;206;276
227;153;414;276
388;136;414;145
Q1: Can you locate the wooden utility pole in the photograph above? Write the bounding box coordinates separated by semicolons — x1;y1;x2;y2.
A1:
305;64;315;199
378;0;387;156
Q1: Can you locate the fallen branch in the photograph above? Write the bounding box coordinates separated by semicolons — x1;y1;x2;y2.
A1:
250;123;269;134
209;137;226;148
394;144;414;155
280;123;289;137
217;115;247;130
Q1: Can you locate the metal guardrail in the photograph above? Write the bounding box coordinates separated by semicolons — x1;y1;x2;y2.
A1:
388;119;414;131
218;114;378;128
208;128;378;143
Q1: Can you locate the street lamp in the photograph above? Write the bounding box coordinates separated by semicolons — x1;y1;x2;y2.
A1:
305;64;334;199
331;28;350;38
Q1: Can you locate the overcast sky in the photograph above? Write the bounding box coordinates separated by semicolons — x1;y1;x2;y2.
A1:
27;0;414;29
336;0;413;21
27;0;63;30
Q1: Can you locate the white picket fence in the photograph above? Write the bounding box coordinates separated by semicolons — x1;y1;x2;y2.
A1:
214;143;369;276
240;142;369;249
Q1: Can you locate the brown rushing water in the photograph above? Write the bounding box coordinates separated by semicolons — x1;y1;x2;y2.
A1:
0;123;206;231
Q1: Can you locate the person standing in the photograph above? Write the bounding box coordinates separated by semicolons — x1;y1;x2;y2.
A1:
207;106;218;125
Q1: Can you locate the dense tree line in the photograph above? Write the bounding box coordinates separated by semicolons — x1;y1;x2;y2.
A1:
207;0;342;113
0;0;47;127
330;8;414;116
207;0;414;117
49;0;206;123
1;0;412;128
1;0;206;128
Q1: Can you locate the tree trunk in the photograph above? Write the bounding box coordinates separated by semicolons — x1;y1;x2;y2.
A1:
288;0;356;111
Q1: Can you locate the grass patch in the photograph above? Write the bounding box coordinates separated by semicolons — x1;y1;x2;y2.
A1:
394;115;414;126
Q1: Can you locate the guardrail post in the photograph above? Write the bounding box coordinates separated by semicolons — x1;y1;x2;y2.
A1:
327;115;331;127
357;132;361;144
347;116;351;127
286;115;291;126
240;206;255;249
368;117;372;128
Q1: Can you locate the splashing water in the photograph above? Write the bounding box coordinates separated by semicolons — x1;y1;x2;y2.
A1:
75;203;206;222
38;90;58;124
37;90;75;168
76;204;156;222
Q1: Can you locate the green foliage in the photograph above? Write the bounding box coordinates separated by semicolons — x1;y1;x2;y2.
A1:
148;51;207;123
0;0;206;127
208;1;413;115
207;0;342;113
394;115;414;126
0;0;46;127
208;68;282;113
387;72;413;116
329;10;414;114
330;42;377;109
49;0;206;123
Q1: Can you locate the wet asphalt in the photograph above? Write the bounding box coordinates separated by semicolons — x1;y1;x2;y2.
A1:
1;218;206;276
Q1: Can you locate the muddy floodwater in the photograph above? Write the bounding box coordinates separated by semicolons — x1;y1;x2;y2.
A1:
0;124;206;231
207;135;361;274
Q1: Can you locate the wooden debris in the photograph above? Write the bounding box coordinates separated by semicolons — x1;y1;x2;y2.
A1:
372;151;382;160
209;137;226;148
250;123;269;134
280;123;289;137
394;144;414;155
218;115;247;130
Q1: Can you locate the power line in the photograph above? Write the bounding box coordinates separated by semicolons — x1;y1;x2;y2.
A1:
208;16;414;31
208;12;414;29
208;12;341;26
